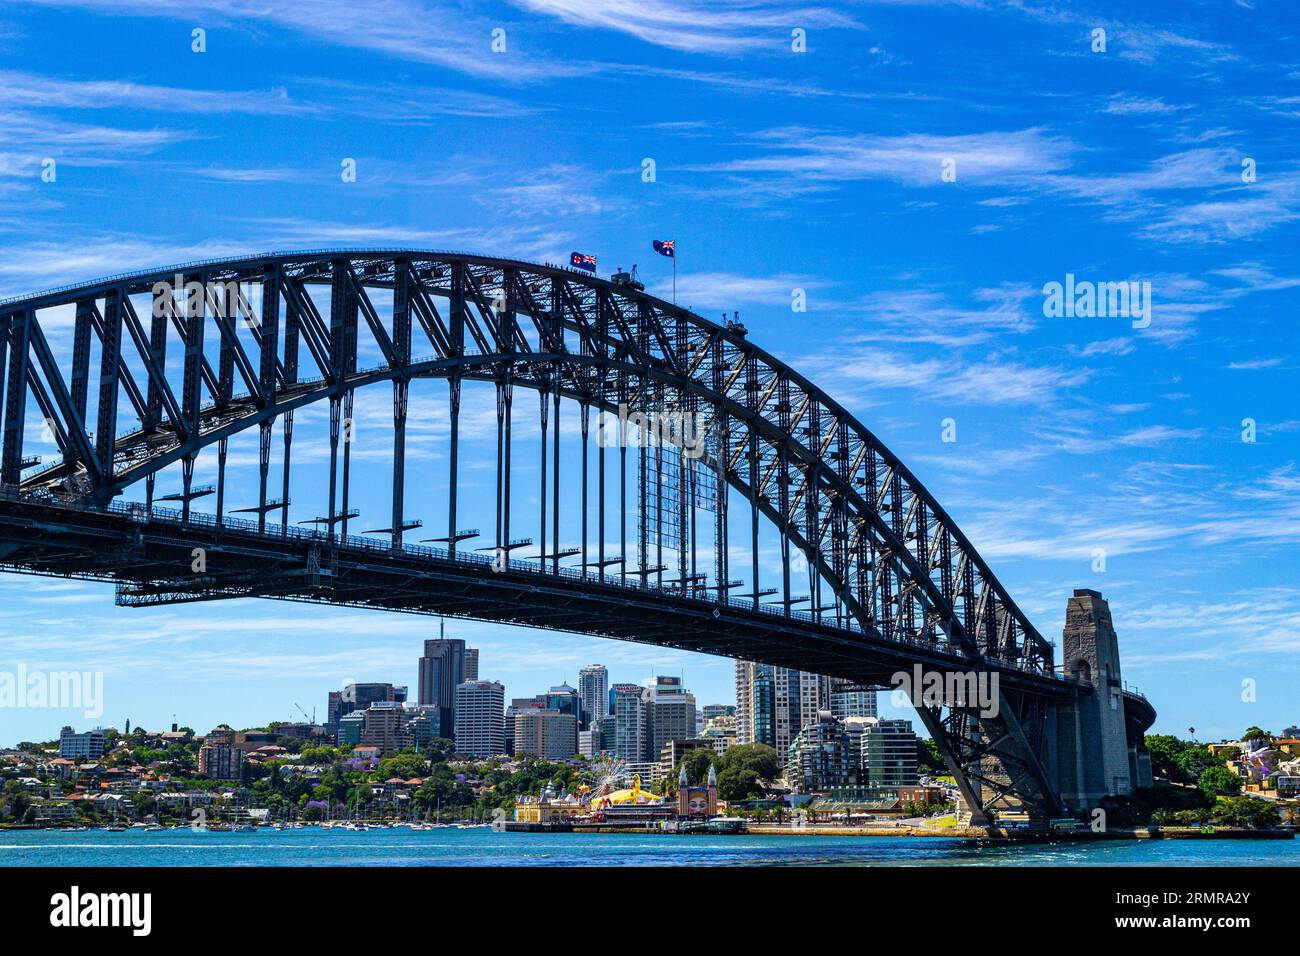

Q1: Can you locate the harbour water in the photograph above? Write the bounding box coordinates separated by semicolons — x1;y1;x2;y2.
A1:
2;827;1296;867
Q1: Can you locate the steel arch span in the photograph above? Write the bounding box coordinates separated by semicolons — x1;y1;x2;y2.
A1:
0;249;1154;822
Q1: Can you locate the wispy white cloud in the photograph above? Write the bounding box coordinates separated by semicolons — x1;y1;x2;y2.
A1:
695;127;1072;186
15;0;579;81
510;0;861;53
797;343;1092;407
651;270;822;311
1226;357;1284;370
1102;94;1187;115
0;69;305;114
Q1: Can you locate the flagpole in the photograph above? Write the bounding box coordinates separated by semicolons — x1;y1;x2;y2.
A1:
672;253;676;305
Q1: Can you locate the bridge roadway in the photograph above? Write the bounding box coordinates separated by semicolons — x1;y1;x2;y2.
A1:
0;487;1148;715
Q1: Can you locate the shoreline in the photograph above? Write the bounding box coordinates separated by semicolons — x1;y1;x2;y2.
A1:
745;824;1295;840
502;821;1296;840
5;822;1293;841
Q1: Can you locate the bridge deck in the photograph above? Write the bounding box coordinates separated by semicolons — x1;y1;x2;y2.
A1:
0;488;1075;697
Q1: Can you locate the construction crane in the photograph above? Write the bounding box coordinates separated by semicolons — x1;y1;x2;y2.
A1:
294;702;316;725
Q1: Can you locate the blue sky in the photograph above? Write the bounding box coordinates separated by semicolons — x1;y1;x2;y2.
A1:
0;0;1297;746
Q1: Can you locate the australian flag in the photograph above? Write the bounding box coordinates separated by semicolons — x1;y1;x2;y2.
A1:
652;239;675;259
570;251;597;273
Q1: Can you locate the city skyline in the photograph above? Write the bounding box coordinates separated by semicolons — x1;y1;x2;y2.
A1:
19;637;739;746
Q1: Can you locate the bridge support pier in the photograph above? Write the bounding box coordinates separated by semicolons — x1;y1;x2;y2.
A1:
1050;589;1145;812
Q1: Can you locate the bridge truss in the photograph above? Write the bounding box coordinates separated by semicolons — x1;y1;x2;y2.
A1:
0;249;1109;820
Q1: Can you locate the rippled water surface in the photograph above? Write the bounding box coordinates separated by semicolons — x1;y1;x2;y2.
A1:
2;826;1296;866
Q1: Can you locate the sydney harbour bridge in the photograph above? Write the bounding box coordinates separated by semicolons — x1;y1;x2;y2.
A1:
0;249;1154;823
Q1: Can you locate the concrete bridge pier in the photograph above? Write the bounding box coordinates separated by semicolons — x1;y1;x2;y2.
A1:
1050;588;1150;813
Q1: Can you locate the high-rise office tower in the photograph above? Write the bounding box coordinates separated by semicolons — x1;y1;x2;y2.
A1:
578;664;609;728
702;704;735;723
644;676;696;763
454;680;505;758
360;702;408;753
464;647;480;682
830;678;878;720
513;709;578;760
611;683;646;762
328;682;407;734
504;697;544;755
544;683;581;754
418;637;466;739
735;661;828;757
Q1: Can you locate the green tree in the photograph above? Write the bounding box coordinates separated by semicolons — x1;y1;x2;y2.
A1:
716;765;762;801
916;739;946;774
1144;734;1189;781
1241;726;1273;745
1174;745;1222;783
378;752;428;781
719;743;779;782
300;745;341;764
1214;796;1280;829
1197;764;1242;798
424;738;457;764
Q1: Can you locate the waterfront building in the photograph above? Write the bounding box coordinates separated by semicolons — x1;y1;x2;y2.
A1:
418;636;466;740
860;717;919;788
786;712;862;793
513;709;578;760
676;762;719;818
611;683;646;762
58;726;105;761
578;664;609;728
455;680;505;758
785;714;918;794
515;781;582;823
